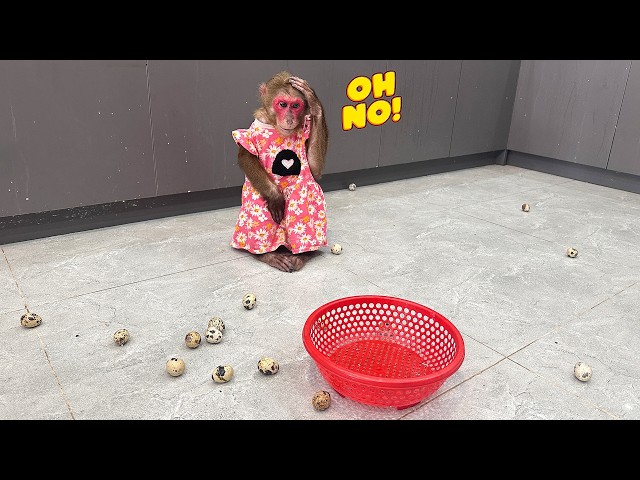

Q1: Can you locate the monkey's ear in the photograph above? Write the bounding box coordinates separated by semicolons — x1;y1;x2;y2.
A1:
259;83;267;97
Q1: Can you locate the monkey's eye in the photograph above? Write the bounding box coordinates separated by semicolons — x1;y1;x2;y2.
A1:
278;101;287;108
291;102;301;109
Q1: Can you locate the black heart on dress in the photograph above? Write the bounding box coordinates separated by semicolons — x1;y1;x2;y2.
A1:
272;149;301;176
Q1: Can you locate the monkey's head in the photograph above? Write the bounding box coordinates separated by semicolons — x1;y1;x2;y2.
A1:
254;71;308;136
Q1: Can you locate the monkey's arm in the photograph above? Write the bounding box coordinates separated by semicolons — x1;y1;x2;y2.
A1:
289;76;328;180
237;145;285;224
306;112;328;180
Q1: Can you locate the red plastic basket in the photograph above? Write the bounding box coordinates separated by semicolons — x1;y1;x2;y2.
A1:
302;295;465;410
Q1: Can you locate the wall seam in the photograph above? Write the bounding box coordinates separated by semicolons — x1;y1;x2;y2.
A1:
447;60;464;157
145;60;160;197
605;60;633;170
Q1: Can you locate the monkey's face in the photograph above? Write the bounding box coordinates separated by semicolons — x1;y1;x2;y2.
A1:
272;93;305;135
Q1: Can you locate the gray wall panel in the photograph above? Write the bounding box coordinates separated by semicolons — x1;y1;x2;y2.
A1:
607;61;640;175
0;60;154;217
299;60;388;175
378;60;461;166
11;59;640;230
450;60;520;157
148;60;289;195
508;60;629;168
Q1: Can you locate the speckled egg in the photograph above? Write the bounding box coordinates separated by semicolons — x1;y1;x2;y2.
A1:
330;243;342;255
166;357;186;377
574;361;592;382
522;203;530;212
20;312;42;328
207;316;225;333
205;327;223;344
212;365;234;383
348;183;357;191
312;390;332;411
185;330;202;349
257;357;280;375
243;293;257;310
113;328;130;346
567;247;578;258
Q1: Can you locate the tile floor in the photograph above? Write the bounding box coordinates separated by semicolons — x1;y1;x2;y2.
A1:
1;164;639;420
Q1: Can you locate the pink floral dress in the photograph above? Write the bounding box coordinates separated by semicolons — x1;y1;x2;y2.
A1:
231;115;327;255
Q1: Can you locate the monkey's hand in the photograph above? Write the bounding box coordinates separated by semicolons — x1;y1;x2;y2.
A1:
238;145;286;224
289;76;323;117
264;187;286;225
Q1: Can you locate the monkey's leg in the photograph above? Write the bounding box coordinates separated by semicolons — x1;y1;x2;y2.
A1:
284;251;319;271
256;248;318;272
256;250;299;272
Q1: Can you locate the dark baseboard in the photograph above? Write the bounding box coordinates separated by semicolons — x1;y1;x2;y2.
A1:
0;150;547;246
506;150;640;195
0;187;243;246
320;151;500;193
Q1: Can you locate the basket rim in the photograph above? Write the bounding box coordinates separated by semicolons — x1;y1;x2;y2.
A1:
302;295;465;389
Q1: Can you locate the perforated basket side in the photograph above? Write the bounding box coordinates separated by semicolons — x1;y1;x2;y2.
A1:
316;363;446;409
302;295;465;409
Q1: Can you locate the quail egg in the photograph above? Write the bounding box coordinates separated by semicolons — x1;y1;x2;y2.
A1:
574;361;592;382
348;183;357;191
185;330;202;349
243;293;257;310
567;247;578;258
522;203;530;212
330;243;342;255
205;327;223;344
113;328;130;346
257;357;280;375
212;365;234;383
20;312;42;328
312;390;332;411
166;357;186;377
208;316;225;333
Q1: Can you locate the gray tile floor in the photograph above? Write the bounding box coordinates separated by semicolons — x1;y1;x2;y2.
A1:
2;164;639;420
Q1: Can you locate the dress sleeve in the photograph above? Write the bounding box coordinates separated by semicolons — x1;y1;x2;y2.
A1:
232;128;259;156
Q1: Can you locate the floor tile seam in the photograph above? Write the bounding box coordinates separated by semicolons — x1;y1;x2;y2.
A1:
505;356;620;420
450;211;640;270
505;329;622;419
413;356;510;411
452;210;556;244
1;247;28;312
572;279;640;319
37;333;76;420
7;256;247;312
1;307;31;318
555;323;640;361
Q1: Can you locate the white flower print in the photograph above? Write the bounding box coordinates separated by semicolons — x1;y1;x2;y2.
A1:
251;228;269;242
299;233;312;244
249;203;263;217
282;138;296;150
292;222;306;235
267;144;280;158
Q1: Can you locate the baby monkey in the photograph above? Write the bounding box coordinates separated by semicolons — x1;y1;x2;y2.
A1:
231;71;329;272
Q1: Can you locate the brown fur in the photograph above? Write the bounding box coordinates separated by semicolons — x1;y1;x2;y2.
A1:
253;71;307;124
236;71;329;272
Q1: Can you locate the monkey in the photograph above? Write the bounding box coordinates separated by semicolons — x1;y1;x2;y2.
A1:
230;71;329;272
